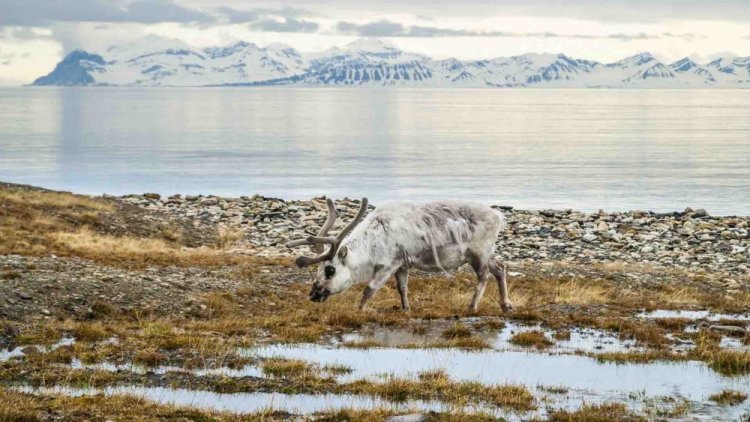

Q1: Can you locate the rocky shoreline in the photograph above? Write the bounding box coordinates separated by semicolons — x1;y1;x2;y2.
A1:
120;193;749;278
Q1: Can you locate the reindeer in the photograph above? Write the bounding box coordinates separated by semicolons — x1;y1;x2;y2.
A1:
286;198;512;312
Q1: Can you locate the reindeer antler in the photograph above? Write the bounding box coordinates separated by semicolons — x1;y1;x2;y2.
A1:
285;197;369;268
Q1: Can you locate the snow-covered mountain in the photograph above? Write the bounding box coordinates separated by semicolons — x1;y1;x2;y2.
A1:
33;37;750;88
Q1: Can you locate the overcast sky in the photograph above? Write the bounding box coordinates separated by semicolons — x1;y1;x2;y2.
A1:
1;0;749;85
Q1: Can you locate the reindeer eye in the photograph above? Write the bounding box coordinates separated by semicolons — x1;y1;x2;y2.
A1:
324;266;336;278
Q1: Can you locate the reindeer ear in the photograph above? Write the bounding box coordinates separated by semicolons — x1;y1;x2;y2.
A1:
338;246;348;260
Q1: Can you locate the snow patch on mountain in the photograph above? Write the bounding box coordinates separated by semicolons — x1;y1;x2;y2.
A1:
32;38;750;88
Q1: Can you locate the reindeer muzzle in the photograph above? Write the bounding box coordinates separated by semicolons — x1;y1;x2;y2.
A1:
309;285;330;302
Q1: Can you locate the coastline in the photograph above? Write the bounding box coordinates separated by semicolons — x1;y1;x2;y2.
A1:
119;191;749;276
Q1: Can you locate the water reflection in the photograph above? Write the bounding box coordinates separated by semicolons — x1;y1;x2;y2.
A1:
1;88;748;214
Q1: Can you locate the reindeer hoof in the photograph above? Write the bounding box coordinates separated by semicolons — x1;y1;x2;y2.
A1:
501;302;514;312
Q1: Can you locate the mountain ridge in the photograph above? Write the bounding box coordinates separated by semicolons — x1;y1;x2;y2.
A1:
32;38;750;88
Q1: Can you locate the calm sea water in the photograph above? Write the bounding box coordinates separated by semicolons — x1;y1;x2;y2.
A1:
0;87;748;214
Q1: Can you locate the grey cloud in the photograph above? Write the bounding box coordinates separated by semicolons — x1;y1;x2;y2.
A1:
488;0;750;23
337;20;666;41
288;0;750;23
217;6;311;24
337;20;404;37
121;0;209;24
215;6;318;32
0;0;211;26
216;7;259;24
602;33;658;41
250;18;318;33
1;27;53;41
662;32;698;40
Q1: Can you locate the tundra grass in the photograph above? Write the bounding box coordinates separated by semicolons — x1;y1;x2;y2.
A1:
708;389;747;405
509;331;553;349
546;402;646;422
0;184;290;268
0;359;534;412
1;387;503;422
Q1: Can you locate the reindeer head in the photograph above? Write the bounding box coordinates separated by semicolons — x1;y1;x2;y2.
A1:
286;198;368;302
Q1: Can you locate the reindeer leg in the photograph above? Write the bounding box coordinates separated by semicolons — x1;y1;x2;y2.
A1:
395;266;410;311
467;253;489;313
489;256;513;312
359;265;399;310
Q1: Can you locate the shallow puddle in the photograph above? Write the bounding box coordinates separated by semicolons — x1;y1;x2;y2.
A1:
13;385;474;416
339;321;638;354
0;338;74;362
70;358;266;378
241;342;750;420
638;310;750;321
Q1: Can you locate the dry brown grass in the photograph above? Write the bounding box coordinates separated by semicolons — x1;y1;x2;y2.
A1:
442;323;473;339
0;186;112;257
0;386;292;421
49;228;272;268
553;330;571;341
598;319;669;348
70;322;110;342
704;349;750;376
346;373;535;411
509;331;553;349
261;358;315;378
708;389;747;406
654;317;691;331
0;184;291;269
547;402;645;421
595;350;681;364
0;188;113;211
217;226;246;249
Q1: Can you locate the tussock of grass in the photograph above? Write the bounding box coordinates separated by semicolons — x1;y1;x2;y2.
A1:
71;322;110;342
509;331;553;349
442;323;473;339
313;409;501;422
553;330;571;341
654;317;691;331
23;345;75;365
595;350;680;364
343;336;492;350
704;349;750;376
14;327;62;346
547;402;645;421
323;363;353;375
347;375;535;411
0;387;286;421
436;336;492;350
133;349;167;367
259;358;337;386
690;330;750;376
510;309;543;322
599;319;669;348
342;339;385;349
474;319;506;330
709;389;747;405
261;358;315;378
